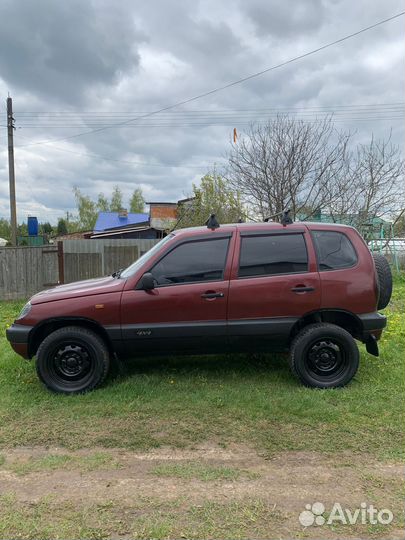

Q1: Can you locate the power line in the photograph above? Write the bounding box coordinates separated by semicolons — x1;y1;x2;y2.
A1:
14;106;405;132
14;108;405;120
14;121;405;129
13;102;405;115
14;116;405;129
14;111;405;122
16;11;405;148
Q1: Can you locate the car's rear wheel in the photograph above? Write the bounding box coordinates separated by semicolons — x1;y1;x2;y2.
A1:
289;323;359;388
36;326;110;394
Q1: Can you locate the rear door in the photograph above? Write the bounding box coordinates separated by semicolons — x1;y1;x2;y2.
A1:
227;228;321;349
310;229;375;313
120;232;235;354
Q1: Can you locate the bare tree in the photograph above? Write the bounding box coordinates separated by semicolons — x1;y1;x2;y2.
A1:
225;116;352;220
226;116;405;229
351;136;403;220
326;135;404;236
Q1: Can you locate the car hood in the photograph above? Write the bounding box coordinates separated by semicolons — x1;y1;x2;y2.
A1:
30;276;126;304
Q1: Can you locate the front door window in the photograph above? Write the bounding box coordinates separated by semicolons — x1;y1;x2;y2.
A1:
151;237;230;286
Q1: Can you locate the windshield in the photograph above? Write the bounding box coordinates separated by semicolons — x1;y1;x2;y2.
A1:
120;233;175;278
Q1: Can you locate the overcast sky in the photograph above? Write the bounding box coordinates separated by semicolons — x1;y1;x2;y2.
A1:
0;0;404;224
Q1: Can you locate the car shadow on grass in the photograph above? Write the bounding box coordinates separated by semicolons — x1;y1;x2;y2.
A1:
112;352;292;382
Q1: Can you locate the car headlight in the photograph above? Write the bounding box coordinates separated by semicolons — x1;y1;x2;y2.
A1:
17;301;32;320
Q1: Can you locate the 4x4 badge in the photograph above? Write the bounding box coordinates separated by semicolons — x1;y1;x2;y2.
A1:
136;329;152;336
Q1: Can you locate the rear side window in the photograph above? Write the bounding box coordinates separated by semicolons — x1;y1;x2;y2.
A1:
238;234;308;277
151;237;229;285
312;231;357;271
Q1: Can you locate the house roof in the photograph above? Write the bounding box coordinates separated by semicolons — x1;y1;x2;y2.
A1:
94;212;149;232
177;197;195;204
53;230;93;241
146;201;178;206
91;225;153;238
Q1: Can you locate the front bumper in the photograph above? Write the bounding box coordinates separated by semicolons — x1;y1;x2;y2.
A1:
6;324;33;359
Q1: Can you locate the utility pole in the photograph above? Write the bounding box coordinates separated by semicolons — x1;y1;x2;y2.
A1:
7;95;17;246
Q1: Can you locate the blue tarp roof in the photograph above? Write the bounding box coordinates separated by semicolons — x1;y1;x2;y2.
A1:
94;212;149;232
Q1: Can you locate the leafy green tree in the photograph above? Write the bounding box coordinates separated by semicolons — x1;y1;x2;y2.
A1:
0;219;37;240
74;187;98;229
18;223;28;236
129;188;145;213
57;218;68;235
41;222;53;235
176;174;244;229
67;221;81;233
0;218;10;241
110;186;123;212
97;193;110;212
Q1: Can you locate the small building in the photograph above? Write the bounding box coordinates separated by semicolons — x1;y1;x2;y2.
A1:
148;202;178;231
53;230;93;243
91;204;178;240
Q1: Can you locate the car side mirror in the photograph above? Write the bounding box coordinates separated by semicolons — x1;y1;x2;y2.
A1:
141;272;155;290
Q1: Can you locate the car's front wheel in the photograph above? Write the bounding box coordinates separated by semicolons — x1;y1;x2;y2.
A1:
36;326;110;394
289;323;359;388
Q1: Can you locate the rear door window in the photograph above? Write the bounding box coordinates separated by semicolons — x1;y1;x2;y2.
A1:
238;234;308;277
312;231;357;271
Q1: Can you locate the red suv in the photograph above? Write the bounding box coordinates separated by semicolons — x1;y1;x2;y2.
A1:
6;220;391;394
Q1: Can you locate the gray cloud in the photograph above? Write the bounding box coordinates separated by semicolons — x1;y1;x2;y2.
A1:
0;0;145;104
242;0;326;39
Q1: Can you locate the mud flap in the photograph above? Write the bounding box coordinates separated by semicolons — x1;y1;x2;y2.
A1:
366;335;379;357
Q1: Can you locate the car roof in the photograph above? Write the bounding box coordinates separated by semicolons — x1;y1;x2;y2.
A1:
172;221;356;237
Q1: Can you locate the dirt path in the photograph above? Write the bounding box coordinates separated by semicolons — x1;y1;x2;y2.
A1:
0;444;403;539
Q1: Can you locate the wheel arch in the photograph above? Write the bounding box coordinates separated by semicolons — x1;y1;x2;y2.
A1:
290;309;363;342
28;317;114;358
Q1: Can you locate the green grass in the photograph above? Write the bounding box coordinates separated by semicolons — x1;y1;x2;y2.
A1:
0;277;404;460
2;451;121;476
1;492;400;540
150;461;259;481
0;493;288;540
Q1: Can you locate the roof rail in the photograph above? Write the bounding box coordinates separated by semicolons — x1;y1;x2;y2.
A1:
206;214;220;230
264;208;293;226
280;209;293;226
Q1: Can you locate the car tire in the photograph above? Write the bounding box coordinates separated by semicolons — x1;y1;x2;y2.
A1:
372;253;392;310
289;323;359;388
36;326;110;394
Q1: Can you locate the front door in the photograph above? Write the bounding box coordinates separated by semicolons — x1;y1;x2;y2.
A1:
120;234;233;354
227;229;321;350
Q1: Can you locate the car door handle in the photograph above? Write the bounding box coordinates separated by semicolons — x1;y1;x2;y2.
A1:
201;292;224;299
291;286;315;293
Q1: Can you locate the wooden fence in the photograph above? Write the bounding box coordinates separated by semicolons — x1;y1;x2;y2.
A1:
62;239;158;283
0;239;159;301
0;245;59;301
